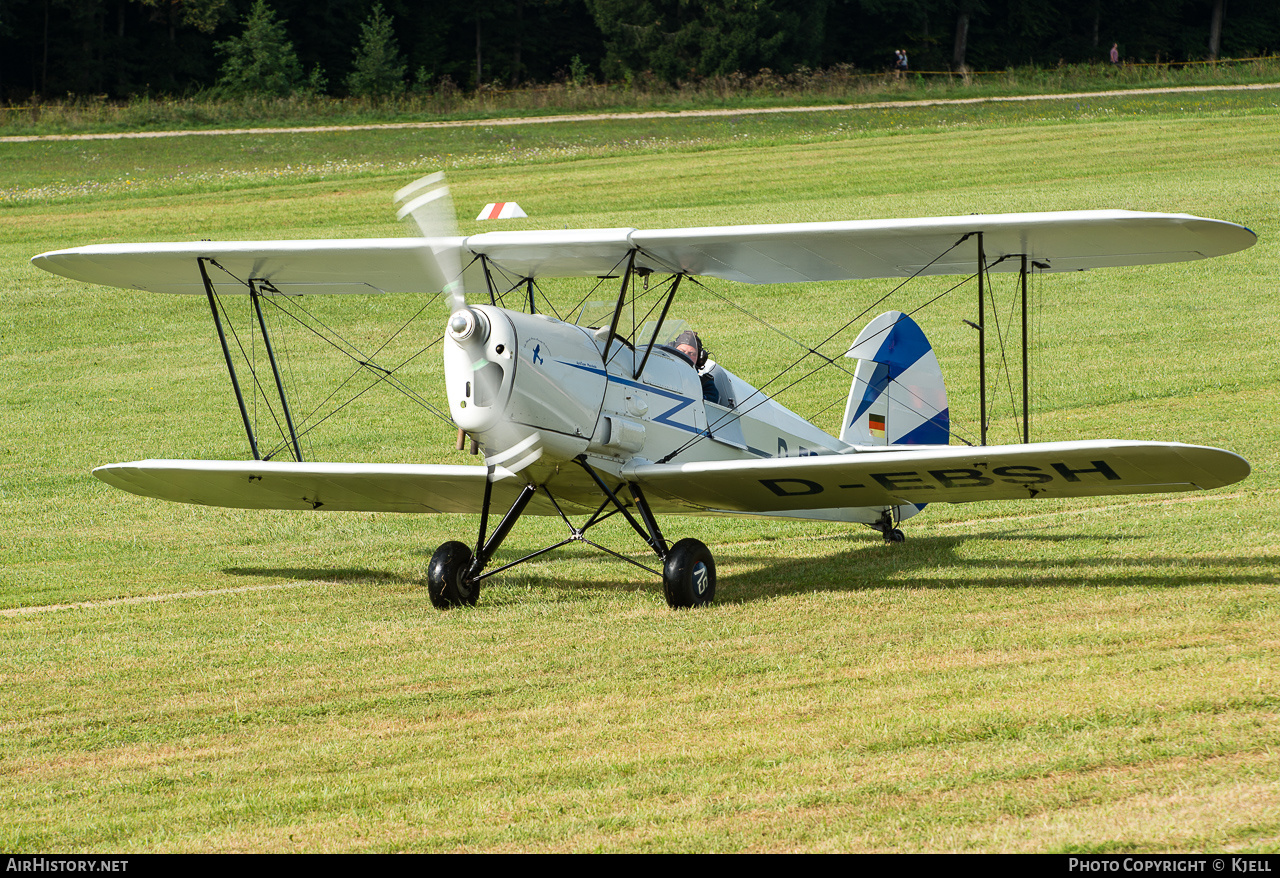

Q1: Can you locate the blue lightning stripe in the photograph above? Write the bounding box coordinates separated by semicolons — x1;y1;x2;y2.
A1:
559;361;699;434
558;360;774;457
649;394;697;430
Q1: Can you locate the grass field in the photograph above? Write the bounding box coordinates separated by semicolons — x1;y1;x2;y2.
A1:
1;89;1278;852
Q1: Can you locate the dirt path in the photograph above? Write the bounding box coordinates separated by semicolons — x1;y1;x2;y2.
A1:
5;82;1278;144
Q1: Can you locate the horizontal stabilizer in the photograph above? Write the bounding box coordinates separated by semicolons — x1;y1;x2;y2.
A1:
626;440;1249;513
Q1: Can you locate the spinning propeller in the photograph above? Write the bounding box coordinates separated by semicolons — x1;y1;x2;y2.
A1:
394;173;543;476
394;172;468;313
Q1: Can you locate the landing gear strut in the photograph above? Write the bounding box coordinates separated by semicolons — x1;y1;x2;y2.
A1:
424;458;717;610
873;509;906;544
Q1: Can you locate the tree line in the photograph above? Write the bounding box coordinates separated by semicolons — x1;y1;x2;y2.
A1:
3;0;1278;102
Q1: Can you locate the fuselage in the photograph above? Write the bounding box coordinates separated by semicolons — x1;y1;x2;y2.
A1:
444;305;847;509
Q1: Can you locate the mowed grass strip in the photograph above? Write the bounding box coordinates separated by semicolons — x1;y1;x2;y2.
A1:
0;92;1277;851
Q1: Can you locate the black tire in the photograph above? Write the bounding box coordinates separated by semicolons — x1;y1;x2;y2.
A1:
427;541;480;608
662;538;716;609
885;528;906;543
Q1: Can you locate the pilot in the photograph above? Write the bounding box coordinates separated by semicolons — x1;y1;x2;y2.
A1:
673;330;721;405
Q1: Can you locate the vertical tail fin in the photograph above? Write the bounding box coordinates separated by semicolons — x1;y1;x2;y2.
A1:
840;311;949;528
840;311;949;447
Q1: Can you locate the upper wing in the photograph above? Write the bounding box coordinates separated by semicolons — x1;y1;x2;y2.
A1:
32;210;1254;294
625;210;1257;283
30;238;453;296
625;440;1250;514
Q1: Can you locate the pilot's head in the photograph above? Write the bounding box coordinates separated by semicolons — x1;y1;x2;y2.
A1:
674;330;706;368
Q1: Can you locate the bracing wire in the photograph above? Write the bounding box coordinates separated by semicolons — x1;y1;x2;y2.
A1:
204;261;453;460
979;257;1042;445
654;233;978;463
210;289;291;455
256;294;452;459
982;260;1025;442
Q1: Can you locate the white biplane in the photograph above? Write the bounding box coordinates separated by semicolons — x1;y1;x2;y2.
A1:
32;175;1256;608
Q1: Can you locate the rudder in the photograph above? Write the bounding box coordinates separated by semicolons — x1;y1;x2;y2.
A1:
840;310;949;528
840;310;949;447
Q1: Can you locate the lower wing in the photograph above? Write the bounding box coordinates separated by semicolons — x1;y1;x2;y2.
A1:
93;460;530;514
93;440;1248;519
625;440;1249;513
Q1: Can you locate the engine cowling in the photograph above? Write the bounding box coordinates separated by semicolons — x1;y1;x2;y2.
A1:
443;306;608;470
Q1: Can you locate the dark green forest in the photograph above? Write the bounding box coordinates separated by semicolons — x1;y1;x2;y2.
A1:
3;0;1278;101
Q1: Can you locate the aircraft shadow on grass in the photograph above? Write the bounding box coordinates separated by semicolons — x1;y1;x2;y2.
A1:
222;535;1279;606
725;537;1280;602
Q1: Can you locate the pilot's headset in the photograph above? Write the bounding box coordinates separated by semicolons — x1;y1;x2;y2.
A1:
674;330;710;370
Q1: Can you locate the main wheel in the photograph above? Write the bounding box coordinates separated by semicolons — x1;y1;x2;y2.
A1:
427;541;480;608
662;538;716;609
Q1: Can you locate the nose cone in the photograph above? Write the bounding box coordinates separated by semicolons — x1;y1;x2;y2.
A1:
448;307;487;343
